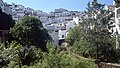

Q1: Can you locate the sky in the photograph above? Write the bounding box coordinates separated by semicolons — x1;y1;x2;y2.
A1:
3;0;113;12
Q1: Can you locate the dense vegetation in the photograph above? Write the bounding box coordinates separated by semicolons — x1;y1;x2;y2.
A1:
0;14;97;67
0;15;97;68
66;0;119;63
10;16;51;51
0;42;97;68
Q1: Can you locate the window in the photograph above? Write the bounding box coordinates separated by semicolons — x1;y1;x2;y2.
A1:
55;30;58;32
62;35;64;38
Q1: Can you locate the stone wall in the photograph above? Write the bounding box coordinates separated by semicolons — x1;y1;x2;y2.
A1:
98;62;120;68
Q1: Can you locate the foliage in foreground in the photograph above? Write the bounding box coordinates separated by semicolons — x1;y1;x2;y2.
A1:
0;41;43;67
0;41;97;68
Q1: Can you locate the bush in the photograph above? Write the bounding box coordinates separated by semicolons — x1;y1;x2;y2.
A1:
10;16;51;51
0;41;43;68
0;41;21;67
31;47;97;68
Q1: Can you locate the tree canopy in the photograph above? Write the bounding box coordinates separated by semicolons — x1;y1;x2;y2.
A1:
66;0;116;63
10;16;51;51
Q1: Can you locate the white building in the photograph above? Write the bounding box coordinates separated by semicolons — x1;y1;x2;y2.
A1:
0;0;12;15
44;20;77;45
73;16;82;25
66;21;76;31
39;16;48;23
9;3;26;20
58;21;77;39
59;29;66;40
36;10;48;17
55;8;68;13
4;3;12;15
0;0;5;12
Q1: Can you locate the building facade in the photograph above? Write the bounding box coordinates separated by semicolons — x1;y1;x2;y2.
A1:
0;0;12;15
3;2;83;45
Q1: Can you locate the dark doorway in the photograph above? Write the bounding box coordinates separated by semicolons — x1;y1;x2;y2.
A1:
59;39;65;45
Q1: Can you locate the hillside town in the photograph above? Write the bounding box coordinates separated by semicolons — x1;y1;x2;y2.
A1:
0;0;86;45
0;0;118;45
1;0;120;68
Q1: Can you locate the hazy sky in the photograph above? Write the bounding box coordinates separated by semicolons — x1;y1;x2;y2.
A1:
3;0;113;12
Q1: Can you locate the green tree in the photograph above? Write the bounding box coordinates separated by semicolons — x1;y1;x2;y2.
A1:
66;0;116;62
10;16;51;51
84;0;116;61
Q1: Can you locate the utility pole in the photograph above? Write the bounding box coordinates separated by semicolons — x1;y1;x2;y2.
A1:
115;8;119;48
115;0;120;49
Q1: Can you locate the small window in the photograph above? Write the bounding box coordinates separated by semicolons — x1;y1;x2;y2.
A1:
55;30;58;32
62;35;64;38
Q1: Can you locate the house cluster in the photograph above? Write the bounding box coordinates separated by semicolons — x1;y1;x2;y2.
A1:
42;9;85;45
41;9;85;45
1;0;117;46
0;0;116;45
0;1;85;45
